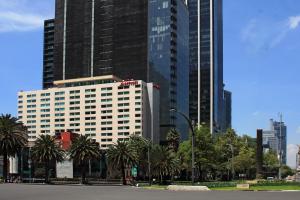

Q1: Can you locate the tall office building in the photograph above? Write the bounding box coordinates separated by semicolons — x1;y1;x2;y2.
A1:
43;0;189;140
188;0;224;133
263;119;287;165
43;19;55;89
223;90;231;130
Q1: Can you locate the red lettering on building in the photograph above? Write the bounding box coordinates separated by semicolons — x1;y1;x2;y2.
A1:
120;80;139;86
153;84;160;90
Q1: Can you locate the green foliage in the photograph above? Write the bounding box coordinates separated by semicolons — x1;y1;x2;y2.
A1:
31;135;65;163
166;128;180;152
31;135;65;183
0;114;27;155
177;127;258;181
69;135;100;184
0;114;27;182
281;165;294;178
263;150;279;176
107;140;137;185
150;145;180;183
233;146;256;176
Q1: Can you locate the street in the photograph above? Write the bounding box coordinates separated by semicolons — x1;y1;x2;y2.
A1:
0;184;299;200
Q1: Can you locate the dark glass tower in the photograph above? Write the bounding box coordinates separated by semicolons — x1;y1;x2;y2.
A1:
43;19;55;89
223;90;232;130
188;0;224;133
43;0;189;141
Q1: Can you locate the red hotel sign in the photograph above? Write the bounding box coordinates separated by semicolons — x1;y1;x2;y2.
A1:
120;80;139;86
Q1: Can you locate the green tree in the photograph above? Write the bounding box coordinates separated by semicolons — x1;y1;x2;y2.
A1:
107;140;137;185
214;129;240;180
194;126;216;181
263;150;279;177
128;135;150;179
166;128;180;152
31;135;65;183
177;140;192;175
151;145;180;183
69;135;100;184
281;165;294;178
233;146;256;178
0;114;27;182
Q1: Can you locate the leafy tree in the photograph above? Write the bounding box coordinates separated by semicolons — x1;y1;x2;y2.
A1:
69;135;100;184
166;128;180;152
281;165;294;178
233;146;256;178
31;135;65;183
0;114;27;182
107;140;137;185
214;129;240;180
194;126;216;181
263;150;279;177
177;140;192;174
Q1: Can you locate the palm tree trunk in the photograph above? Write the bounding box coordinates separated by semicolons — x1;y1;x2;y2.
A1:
81;162;86;184
121;162;126;185
45;161;49;184
3;151;8;183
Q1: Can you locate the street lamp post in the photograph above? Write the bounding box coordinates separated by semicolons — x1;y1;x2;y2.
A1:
170;109;195;185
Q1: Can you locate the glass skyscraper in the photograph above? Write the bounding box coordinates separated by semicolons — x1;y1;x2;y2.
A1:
43;0;189;140
43;19;55;89
188;0;224;133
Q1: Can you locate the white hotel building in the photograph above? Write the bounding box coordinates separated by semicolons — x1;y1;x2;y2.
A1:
17;75;160;148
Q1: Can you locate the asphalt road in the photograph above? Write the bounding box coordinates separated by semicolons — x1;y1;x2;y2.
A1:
0;184;299;200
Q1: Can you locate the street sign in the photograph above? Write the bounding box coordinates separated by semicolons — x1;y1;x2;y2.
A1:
131;166;137;177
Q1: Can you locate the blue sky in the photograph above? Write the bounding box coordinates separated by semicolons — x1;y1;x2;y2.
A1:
0;0;299;167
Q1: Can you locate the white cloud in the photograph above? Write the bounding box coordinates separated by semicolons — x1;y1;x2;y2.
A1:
0;11;44;32
252;111;261;117
287;144;299;169
0;0;53;33
242;15;300;53
289;15;300;30
297;126;300;134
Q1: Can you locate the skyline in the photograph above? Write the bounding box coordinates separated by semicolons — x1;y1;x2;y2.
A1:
0;0;300;167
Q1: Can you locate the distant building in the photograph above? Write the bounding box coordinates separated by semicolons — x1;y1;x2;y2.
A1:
262;130;278;152
18;76;160;148
263;119;287;165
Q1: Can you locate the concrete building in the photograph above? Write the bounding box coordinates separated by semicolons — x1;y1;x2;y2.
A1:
18;75;160;148
188;0;227;134
263;119;287;165
43;0;190;140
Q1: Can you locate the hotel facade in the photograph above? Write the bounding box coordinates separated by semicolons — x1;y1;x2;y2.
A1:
17;76;160;148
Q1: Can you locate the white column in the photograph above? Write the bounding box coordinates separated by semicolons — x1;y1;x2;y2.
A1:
9;155;18;174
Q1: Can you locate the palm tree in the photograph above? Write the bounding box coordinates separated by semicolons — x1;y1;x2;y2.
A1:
31;135;65;183
0;114;27;183
166;128;180;152
128;136;152;180
69;135;100;184
151;145;180;183
107;140;137;185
